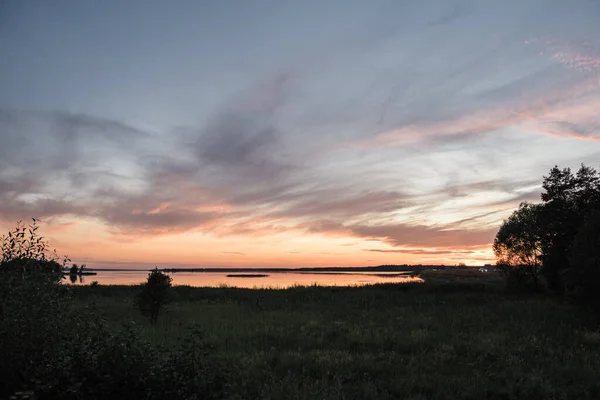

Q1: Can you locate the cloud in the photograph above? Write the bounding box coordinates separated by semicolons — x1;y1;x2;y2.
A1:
438;179;541;199
0;109;216;233
349;224;497;248
364;248;477;256
270;189;411;220
527;37;600;73
339;15;600;151
1;0;599;264
0;75;301;234
0;95;548;247
188;74;296;183
46;221;79;233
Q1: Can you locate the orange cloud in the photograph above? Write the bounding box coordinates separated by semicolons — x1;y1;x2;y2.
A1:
46;221;80;233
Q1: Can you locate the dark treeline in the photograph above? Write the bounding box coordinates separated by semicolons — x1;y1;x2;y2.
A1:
494;164;600;307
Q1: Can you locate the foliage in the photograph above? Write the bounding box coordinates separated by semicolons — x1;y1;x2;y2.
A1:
493;202;544;291
135;268;173;324
0;222;227;400
1;219;49;263
567;210;600;308
0;218;66;279
539;165;600;292
0;280;70;397
0;219;67;320
495;164;600;298
150;328;229;400
0;220;71;397
64;282;600;400
70;263;79;275
2;216;599;400
2;302;229;399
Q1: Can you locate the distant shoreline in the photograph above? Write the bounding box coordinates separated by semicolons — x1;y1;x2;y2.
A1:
74;265;494;273
160;265;491;274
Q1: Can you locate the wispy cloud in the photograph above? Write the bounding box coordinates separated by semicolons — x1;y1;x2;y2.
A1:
527;37;600;73
1;0;599;266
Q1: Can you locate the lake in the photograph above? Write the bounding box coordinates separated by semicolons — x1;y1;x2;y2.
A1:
64;270;422;288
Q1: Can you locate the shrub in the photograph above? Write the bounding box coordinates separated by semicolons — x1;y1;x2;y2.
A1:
498;264;542;293
0;219;67;292
149;328;230;400
135;268;172;324
0;277;69;397
567;210;600;309
0;219;70;397
0;221;229;399
69;263;79;275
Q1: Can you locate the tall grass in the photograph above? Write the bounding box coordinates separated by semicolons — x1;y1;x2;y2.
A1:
65;281;600;399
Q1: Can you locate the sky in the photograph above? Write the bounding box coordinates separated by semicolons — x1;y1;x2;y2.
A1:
1;0;600;268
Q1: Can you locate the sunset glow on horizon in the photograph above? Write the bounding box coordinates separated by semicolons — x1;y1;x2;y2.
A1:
1;0;600;270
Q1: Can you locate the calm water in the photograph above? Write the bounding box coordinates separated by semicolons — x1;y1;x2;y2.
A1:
65;270;422;288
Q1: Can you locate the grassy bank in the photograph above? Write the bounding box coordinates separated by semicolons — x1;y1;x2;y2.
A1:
66;274;600;399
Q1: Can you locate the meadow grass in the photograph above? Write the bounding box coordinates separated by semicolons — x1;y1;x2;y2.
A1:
68;274;600;399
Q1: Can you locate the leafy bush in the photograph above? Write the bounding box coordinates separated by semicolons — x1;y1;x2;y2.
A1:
0;219;67;305
1;304;229;400
567;210;600;309
0;220;67;396
497;264;541;293
135;268;172;324
0;219;67;320
149;328;230;400
0;278;69;397
0;220;228;399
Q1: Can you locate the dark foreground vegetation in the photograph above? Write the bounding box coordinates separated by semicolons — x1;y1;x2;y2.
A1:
494;164;600;307
3;260;600;398
2;161;600;400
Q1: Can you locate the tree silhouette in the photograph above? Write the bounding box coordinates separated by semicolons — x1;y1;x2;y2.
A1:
69;264;79;275
135;268;172;324
496;164;600;298
494;202;543;291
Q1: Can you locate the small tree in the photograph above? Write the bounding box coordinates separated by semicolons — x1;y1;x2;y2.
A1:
135;268;172;324
493;202;544;291
69;264;79;275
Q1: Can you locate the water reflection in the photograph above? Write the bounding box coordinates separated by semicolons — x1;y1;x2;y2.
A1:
64;270;422;288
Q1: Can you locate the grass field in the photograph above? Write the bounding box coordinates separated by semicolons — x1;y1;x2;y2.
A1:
65;271;600;399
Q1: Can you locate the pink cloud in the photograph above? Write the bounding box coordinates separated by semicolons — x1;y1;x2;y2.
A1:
47;221;79;233
527;37;600;73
